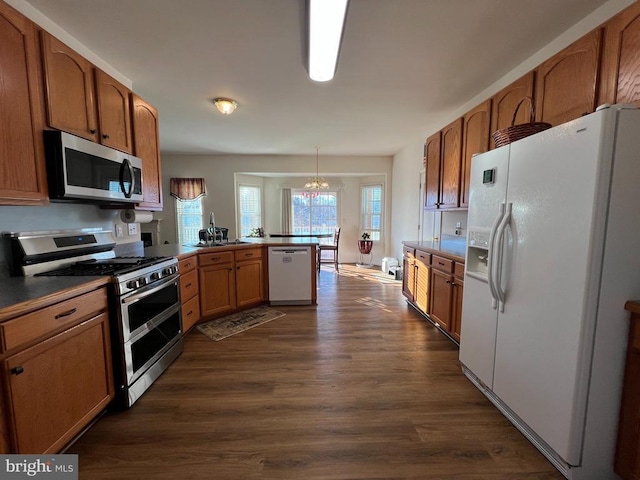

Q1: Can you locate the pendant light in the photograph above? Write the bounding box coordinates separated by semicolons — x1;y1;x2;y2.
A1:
305;146;329;189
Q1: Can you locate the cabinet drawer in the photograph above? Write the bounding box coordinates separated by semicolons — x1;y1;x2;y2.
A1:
416;250;431;264
431;255;454;273
178;255;197;274
403;246;415;258
199;251;233;267
180;269;199;301
1;288;108;352
454;262;465;278
181;295;200;332
235;247;262;261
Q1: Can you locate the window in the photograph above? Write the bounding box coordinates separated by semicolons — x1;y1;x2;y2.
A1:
292;190;338;234
238;185;262;237
361;184;383;241
175;197;203;245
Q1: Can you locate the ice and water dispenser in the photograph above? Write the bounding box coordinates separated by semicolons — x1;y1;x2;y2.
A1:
466;228;491;279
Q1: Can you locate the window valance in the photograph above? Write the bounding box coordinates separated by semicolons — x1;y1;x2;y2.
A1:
170;178;206;201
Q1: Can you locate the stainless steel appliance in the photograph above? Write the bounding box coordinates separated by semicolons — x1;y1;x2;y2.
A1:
5;229;182;408
43;130;144;204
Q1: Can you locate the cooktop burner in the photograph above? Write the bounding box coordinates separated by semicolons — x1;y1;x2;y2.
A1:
35;256;170;277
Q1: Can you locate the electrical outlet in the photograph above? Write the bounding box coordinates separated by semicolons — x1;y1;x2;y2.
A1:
128;223;138;236
115;224;124;238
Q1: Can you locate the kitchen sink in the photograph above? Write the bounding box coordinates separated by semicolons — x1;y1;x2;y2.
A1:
188;240;250;248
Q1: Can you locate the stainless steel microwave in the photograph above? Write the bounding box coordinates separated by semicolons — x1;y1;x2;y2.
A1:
44;130;143;204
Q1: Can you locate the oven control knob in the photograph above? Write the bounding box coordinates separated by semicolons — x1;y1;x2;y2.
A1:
150;272;160;281
138;277;148;287
163;266;177;276
127;279;140;289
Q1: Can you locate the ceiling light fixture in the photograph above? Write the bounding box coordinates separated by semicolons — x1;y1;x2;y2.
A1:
213;98;239;115
307;0;349;82
305;146;329;190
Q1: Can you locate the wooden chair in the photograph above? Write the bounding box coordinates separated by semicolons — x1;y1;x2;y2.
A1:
318;227;341;272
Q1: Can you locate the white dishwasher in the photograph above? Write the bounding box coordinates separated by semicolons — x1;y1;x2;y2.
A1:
268;246;313;305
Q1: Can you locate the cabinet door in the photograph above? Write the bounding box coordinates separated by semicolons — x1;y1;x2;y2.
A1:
131;94;163;210
236;259;264;308
599;2;640;108
0;3;48;205
461;100;491;207
4;313;114;453
429;269;453;332
451;277;464;343
490;72;535;150
414;250;431;313
40;31;98;142
424;132;441;210
199;264;235;317
95;69;132;153
535;29;602;126
402;249;416;301
439;118;463;209
181;294;200;332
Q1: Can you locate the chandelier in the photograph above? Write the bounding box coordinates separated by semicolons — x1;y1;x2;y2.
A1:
305;146;329;189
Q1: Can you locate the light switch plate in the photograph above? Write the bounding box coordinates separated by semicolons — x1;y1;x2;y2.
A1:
128;223;138;235
115;224;124;238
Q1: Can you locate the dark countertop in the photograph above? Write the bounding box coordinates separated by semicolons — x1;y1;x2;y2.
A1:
402;238;466;262
0;276;110;322
144;238;321;259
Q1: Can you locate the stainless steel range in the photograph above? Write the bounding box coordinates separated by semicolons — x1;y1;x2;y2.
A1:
5;229;183;408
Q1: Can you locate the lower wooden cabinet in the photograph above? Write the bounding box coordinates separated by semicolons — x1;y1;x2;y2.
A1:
615;301;640;479
198;247;267;320
1;287;114;454
179;254;200;332
402;244;464;345
234;248;265;309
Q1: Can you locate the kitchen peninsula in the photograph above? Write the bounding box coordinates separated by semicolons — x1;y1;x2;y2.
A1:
144;238;320;332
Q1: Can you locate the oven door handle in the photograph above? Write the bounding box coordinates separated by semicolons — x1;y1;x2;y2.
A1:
121;275;179;305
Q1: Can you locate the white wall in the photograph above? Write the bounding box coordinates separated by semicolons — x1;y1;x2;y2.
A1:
390;0;634;262
160;154;393;264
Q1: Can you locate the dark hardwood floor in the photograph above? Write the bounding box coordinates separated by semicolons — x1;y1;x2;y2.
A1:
70;264;563;479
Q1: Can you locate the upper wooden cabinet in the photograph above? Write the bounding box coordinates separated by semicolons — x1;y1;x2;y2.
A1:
438;118;463;209
599;1;640;107
460;100;491;207
490;72;535;150
424;132;441;209
131;94;163;210
95;69;132;153
40;31;99;143
424;119;463;210
41;31;133;153
535;29;602;127
0;2;48;205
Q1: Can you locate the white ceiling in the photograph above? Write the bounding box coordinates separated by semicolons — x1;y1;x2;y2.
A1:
22;0;614;156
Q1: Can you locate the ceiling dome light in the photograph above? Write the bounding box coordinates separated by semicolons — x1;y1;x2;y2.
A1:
213;98;239;115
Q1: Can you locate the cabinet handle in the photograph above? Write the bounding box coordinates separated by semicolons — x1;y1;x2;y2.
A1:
185;283;192;288
55;308;77;319
211;257;221;261
446;280;452;284
245;253;254;257
186;310;193;317
90;129;97;134
102;133;110;139
11;366;24;376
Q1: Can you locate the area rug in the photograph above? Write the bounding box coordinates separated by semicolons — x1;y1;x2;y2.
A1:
196;306;285;341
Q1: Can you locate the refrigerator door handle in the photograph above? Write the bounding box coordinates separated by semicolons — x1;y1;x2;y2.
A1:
494;202;512;312
487;203;505;309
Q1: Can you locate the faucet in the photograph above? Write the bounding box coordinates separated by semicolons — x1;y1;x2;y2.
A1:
208;212;221;244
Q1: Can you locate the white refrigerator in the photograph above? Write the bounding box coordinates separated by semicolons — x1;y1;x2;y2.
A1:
459;104;640;479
